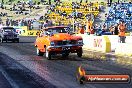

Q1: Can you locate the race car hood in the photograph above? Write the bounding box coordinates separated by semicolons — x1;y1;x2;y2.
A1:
49;33;82;41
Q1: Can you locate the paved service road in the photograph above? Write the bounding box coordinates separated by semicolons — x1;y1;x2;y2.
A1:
0;36;132;88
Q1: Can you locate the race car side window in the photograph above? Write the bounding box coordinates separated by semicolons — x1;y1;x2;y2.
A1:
43;31;50;36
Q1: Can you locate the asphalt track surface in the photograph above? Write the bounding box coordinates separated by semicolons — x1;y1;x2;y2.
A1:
0;36;132;88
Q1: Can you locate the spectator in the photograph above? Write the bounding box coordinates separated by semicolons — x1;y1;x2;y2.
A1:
43;20;49;28
6;18;10;26
15;20;18;26
59;21;62;26
90;27;95;34
80;0;82;4
10;19;13;26
0;22;3;28
48;20;53;26
109;25;115;35
118;20;126;43
62;11;67;17
0;18;2;22
93;24;100;32
28;20;32;30
102;24;107;33
79;26;85;34
86;19;92;35
114;24;119;35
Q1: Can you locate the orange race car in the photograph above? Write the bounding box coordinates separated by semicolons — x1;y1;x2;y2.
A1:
34;26;83;60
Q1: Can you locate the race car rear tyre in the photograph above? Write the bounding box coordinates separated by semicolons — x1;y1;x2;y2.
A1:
46;51;52;60
37;48;44;56
77;48;82;57
17;39;19;43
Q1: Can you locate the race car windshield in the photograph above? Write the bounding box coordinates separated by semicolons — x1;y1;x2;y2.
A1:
4;29;13;32
48;27;69;34
3;27;14;32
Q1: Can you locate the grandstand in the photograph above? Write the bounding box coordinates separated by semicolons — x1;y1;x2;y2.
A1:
0;0;47;25
1;0;132;33
46;1;102;27
105;2;132;31
0;0;107;33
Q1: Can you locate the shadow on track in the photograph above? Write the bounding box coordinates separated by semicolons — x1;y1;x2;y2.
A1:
46;55;84;61
0;52;57;88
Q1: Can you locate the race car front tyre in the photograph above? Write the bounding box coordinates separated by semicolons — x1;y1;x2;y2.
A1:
1;38;4;43
12;40;15;43
77;48;82;57
37;48;44;56
46;51;52;60
17;39;19;43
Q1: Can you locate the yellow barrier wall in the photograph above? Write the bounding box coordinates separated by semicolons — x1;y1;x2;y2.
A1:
19;26;40;36
20;26;28;36
26;30;40;36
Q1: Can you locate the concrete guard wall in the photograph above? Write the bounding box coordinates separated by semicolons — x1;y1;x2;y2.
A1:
114;36;132;56
107;35;132;51
115;43;132;56
77;34;132;56
77;34;111;53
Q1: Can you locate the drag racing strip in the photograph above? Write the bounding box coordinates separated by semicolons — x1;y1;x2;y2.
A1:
0;45;98;88
0;67;12;88
0;66;20;88
0;36;132;88
1;46;132;88
0;46;129;88
0;52;56;88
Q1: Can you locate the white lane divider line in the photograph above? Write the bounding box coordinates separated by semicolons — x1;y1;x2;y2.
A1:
0;67;19;88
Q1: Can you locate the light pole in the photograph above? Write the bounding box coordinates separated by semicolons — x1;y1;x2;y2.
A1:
2;0;4;3
49;0;51;5
72;11;75;33
72;9;77;33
